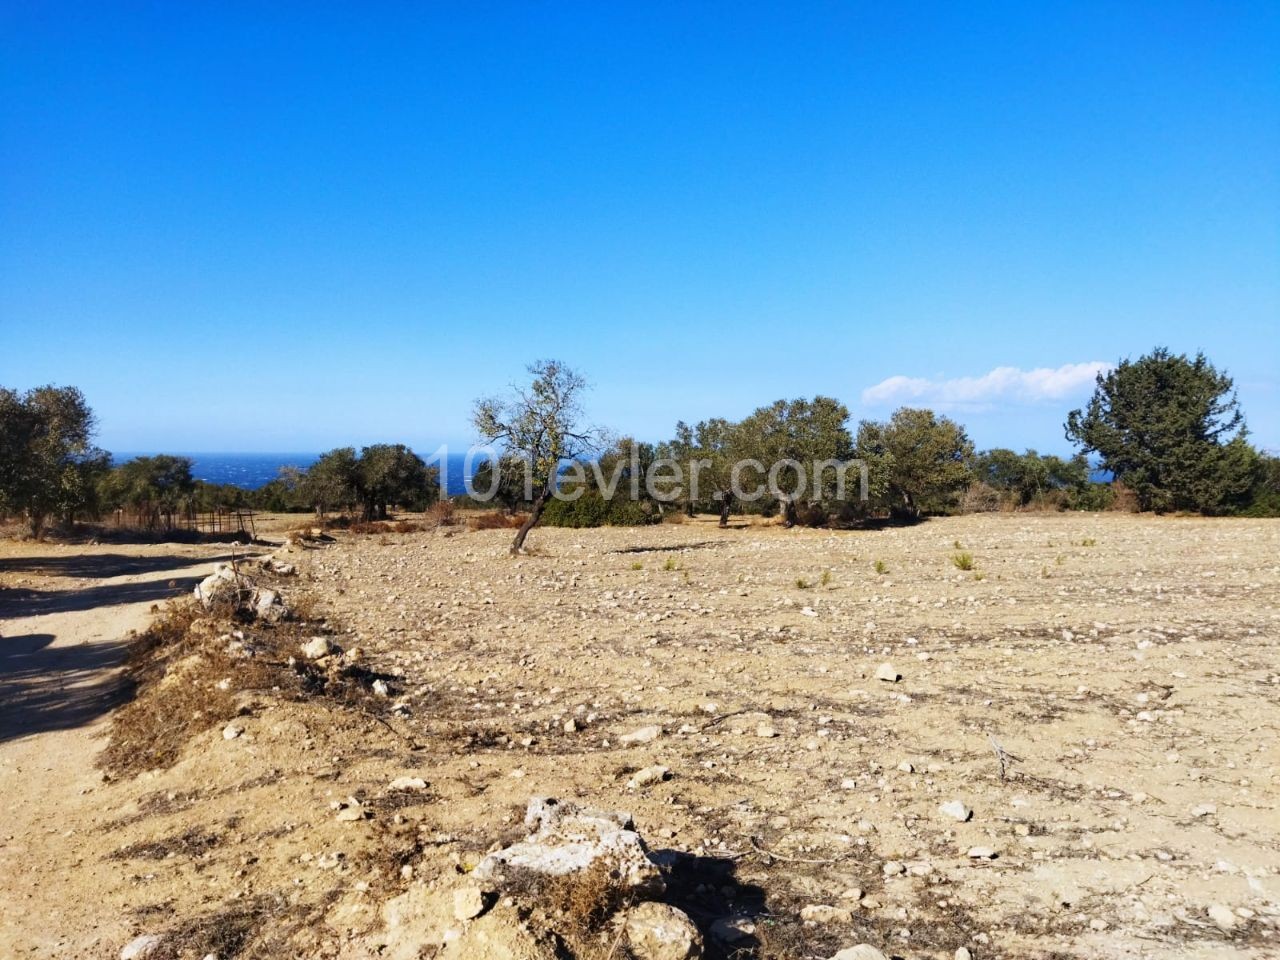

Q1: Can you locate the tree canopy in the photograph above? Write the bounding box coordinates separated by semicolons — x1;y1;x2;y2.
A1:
1065;349;1256;513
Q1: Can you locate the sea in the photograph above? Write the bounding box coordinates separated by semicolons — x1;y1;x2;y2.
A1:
114;452;478;496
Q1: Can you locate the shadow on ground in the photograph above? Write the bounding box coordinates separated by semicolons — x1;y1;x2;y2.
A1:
0;632;135;744
0;552;243;580
0;575;205;618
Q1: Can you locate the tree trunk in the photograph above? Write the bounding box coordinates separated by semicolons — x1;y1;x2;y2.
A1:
780;495;797;528
511;487;553;554
717;492;733;528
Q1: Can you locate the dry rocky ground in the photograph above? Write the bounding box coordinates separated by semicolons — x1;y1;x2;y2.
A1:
2;513;1278;960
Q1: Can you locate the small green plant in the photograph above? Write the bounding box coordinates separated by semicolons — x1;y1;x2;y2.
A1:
1041;565;1051;578
794;577;811;589
630;561;643;571
951;551;975;571
973;571;986;581
663;556;679;572
820;569;833;587
1055;554;1065;566
873;559;887;575
1080;537;1097;547
953;539;964;550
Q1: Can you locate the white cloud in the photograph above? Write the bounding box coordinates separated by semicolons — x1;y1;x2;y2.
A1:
861;361;1112;409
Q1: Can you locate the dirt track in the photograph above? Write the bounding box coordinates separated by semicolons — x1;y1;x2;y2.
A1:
0;543;247;956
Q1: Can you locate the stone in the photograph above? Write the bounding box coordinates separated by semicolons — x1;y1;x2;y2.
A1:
620;725;663;745
563;718;578;733
882;860;905;876
222;723;243;740
966;846;998;859
453;886;489;922
250;587;288;623
801;904;854;924
120;935;162;960
473;797;664;894
955;949;973;960
336;800;365;822
875;663;900;683
939;800;973;822
372;679;390;697
1190;803;1217;818
755;722;778;738
302;636;339;660
830;946;889;960
194;565;248;608
1207;904;1238;930
627;765;671;790
388;777;428;791
625;901;703;959
896;760;915;773
709;916;755;943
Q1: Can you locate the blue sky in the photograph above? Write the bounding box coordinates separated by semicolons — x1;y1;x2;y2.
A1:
2;2;1277;454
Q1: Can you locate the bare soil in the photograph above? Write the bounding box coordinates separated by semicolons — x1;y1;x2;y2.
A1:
2;513;1278;959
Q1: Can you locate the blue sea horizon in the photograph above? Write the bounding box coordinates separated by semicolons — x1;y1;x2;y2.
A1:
113;451;480;495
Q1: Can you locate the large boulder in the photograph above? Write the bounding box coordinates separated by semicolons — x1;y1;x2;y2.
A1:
473;797;665;895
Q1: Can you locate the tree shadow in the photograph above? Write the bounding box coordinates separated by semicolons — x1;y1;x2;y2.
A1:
0;552;244;580
0;632;135;744
0;574;205;618
610;541;723;554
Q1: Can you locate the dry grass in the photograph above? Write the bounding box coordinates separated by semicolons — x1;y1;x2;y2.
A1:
468;511;528;531
426;500;457;527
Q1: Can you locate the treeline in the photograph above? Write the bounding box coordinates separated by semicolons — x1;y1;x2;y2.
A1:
3;347;1278;539
0;387;439;536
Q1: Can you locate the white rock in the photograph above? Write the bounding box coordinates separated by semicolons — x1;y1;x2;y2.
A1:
301;636;339;660
120;935;163;960
388;777;428;791
452;886;488;922
625;902;703;960
830;946;889;960
222;724;243;740
756;723;778;738
627;765;671;791
473;797;664;894
966;846;998;859
709;916;755;943
875;663;900;683
620;724;663;745
1207;904;1238;930
801;904;854;924
563;718;578;733
896;761;915;773
955;949;973;960
939;800;973;822
372;679;390;697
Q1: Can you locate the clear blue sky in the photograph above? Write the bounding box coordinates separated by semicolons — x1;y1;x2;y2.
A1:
2;2;1277;454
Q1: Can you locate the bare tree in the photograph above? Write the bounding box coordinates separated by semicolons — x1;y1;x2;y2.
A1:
473;360;604;555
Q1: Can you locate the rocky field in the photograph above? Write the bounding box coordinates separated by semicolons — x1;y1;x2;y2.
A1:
3;513;1279;960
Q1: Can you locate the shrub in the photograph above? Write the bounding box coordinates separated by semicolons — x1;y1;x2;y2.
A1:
951;551;975;571
426;500;456;527
541;492;659;528
468;511;527;531
873;559;887;574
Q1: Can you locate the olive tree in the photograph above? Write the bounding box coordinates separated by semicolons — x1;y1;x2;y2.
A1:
855;407;974;518
473;360;604;554
0;385;108;536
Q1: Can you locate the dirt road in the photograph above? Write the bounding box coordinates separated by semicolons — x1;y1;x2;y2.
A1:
0;543;245;957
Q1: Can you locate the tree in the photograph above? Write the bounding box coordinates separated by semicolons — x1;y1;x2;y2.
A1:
855;408;973;518
1065;349;1255;513
100;455;196;530
473;359;603;554
0;385;107;536
734;396;853;525
355;443;438;519
300;448;360;517
973;448;1091;507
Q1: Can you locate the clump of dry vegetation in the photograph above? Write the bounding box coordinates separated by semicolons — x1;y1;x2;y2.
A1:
468;510;529;531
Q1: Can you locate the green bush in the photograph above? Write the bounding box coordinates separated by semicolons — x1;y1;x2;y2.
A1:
541;492;658;528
